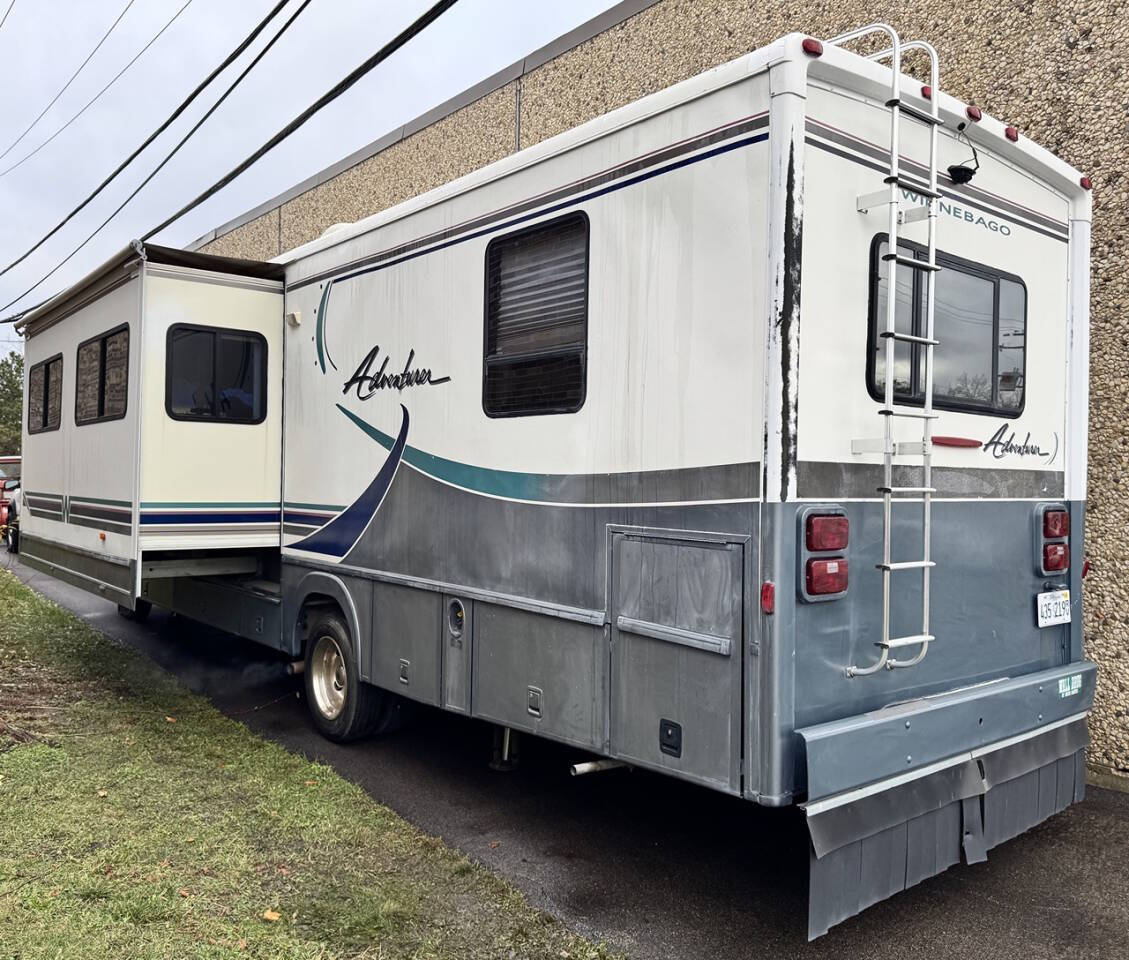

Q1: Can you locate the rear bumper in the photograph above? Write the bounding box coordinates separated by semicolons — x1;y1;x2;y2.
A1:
796;662;1097;939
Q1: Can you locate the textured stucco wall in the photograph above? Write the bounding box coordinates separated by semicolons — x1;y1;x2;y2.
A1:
200;0;1128;772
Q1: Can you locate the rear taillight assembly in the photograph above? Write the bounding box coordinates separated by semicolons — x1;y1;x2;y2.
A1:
806;515;849;551
807;557;848;595
1037;504;1070;576
1043;543;1068;572
800;508;849;601
1043;510;1070;539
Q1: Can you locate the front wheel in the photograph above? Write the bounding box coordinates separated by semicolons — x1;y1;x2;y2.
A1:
304;612;393;742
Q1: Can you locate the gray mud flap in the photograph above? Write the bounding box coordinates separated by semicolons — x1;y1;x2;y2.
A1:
802;717;1088;940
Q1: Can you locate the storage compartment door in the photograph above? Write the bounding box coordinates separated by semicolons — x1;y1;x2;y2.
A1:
610;532;743;793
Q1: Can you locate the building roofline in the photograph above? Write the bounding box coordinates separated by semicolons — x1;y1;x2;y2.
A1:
187;0;662;252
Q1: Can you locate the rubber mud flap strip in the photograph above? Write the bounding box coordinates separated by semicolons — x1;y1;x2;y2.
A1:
960;795;987;864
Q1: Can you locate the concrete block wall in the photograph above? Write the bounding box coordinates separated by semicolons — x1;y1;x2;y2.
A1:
198;0;1128;774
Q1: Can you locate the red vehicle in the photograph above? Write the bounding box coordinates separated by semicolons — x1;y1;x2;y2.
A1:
0;456;20;551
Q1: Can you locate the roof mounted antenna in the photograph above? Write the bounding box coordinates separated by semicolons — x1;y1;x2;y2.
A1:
947;122;980;184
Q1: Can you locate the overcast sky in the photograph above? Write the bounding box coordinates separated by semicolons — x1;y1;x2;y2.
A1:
0;0;621;350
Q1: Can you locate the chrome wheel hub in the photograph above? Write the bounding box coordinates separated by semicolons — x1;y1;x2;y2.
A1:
310;634;347;720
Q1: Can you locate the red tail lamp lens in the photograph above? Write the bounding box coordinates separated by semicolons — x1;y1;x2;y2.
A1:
1005;125;1019;142
966;105;982;121
1043;543;1068;572
1080;175;1093;190
921;85;932;100
1043;510;1070;539
760;581;776;615
806;515;849;551
802;38;824;56
807;558;848;595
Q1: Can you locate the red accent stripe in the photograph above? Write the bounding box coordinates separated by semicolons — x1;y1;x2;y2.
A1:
932;436;981;448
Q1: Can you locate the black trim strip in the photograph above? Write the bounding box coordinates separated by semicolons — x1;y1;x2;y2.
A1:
69;503;132;523
289;114;770;292
69;515;131;535
807;135;1068;245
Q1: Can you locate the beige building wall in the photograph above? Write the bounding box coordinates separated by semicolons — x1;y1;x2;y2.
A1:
199;0;1129;777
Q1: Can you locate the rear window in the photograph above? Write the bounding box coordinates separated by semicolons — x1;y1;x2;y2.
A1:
868;236;1027;415
166;325;267;423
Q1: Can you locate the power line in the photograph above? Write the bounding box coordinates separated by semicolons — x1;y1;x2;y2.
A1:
0;0;291;283
0;0;195;180
0;0;316;312
144;0;459;241
0;0;138;163
2;0;459;320
0;1;16;36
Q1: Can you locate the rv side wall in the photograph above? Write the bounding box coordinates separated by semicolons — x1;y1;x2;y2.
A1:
279;64;773;795
20;273;142;606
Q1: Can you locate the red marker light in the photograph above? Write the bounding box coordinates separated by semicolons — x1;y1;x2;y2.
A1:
966;105;982;121
802;37;824;56
1080;175;1093;190
1005;125;1019;142
760;581;775;615
921;85;932;100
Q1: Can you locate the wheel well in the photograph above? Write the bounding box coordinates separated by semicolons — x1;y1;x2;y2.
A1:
295;593;345;658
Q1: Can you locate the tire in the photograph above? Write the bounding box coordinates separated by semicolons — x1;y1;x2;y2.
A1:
303;612;388;742
117;598;152;622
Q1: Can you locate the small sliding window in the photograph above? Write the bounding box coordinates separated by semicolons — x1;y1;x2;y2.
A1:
483;212;589;417
75;324;129;425
27;354;63;434
166;324;267;424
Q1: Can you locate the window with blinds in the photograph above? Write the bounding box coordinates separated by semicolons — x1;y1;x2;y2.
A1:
28;354;62;434
75;325;129;425
483;212;589;417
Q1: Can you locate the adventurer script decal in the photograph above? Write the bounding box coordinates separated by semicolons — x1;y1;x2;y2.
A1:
344;345;451;400
982;424;1059;465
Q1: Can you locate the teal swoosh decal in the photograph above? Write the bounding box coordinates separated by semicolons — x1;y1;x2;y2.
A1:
315;280;334;375
336;404;545;501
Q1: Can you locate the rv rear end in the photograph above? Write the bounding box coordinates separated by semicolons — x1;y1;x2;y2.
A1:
771;35;1094;936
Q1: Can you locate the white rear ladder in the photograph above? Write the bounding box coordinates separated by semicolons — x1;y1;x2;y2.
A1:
826;25;943;676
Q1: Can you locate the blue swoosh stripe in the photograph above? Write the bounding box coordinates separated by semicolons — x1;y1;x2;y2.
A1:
291;404;409;557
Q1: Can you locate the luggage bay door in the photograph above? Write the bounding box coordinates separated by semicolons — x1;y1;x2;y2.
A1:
610;530;745;794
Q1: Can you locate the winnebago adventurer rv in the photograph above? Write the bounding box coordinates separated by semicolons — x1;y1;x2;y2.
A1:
17;28;1094;938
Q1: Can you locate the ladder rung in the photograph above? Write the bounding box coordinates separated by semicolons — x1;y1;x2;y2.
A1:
882;253;942;271
880;331;940;346
877;560;936;571
884;174;944;199
878;486;937;495
881;634;935;650
885;99;944;127
899;205;931;225
879;408;939;420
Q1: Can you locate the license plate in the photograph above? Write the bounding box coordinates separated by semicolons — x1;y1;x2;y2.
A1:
1036;589;1071;628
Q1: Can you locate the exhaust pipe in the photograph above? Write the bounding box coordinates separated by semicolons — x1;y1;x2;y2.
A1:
286;660;305;676
569;759;627;777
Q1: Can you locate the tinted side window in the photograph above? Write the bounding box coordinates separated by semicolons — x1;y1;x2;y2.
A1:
76;325;129;425
869;237;1027;415
166;325;267;423
484;213;588;417
28;355;62;434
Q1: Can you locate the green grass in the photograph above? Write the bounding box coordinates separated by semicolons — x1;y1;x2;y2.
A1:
0;571;614;960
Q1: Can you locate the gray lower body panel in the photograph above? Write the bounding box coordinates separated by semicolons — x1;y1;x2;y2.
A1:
20;534;135;606
806;718;1088;939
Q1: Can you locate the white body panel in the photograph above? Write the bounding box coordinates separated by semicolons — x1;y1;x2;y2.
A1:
138;265;283;550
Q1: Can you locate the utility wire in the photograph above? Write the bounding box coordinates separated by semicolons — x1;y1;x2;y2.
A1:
143;0;459;241
0;0;291;282
0;1;16;36
0;0;315;312
0;0;195;180
1;0;459;320
0;0;138;162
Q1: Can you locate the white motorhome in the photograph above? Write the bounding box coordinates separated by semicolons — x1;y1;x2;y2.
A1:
17;28;1094;938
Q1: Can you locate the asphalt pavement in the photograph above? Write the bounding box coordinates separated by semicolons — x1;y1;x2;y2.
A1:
9;555;1128;959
